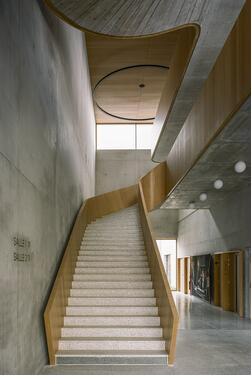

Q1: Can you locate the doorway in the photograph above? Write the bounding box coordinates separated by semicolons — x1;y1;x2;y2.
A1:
156;239;177;290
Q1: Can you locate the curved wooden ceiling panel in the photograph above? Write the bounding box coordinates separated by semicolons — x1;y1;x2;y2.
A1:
86;29;197;124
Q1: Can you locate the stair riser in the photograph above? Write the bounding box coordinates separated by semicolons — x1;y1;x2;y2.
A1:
68;297;156;306
61;327;163;338
81;242;144;247
78;251;146;256
77;256;147;261
73;274;151;281
74;268;150;274
66;306;158;316
64;316;160;326
76;261;148;268
80;246;145;251
70;289;154;297
58;340;165;351
56;355;167;365
71;281;152;289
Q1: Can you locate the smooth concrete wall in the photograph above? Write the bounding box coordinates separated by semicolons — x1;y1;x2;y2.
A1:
95;150;155;195
0;1;95;375
177;186;251;258
149;209;178;239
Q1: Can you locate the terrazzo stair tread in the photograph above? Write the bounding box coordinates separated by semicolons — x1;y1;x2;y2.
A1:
83;239;144;243
85;230;142;234
67;297;157;306
64;316;160;326
58;337;165;350
78;250;146;256
80;246;145;251
56;349;167;356
82;238;143;241
66;306;158;316
74;267;150;274
87;225;142;230
55;350;168;365
70;288;155;297
81;242;145;246
61;327;163;338
76;261;149;268
72;273;151;281
81;242;144;246
77;255;148;261
84;232;143;236
71;280;153;289
95;220;141;223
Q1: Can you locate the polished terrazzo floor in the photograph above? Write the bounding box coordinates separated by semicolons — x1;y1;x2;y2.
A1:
41;292;251;375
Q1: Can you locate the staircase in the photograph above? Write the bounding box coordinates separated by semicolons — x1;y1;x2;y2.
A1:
56;205;167;365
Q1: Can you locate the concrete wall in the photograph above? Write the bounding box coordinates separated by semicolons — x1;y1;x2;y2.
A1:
177;186;251;258
0;1;95;375
96;150;155;195
149;209;178;239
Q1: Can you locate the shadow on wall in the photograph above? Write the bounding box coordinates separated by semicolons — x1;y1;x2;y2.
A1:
178;185;251;256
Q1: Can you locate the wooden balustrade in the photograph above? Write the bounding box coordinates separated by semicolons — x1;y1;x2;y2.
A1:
138;163;179;365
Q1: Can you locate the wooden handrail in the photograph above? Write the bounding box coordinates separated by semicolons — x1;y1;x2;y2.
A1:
138;163;179;365
44;185;138;365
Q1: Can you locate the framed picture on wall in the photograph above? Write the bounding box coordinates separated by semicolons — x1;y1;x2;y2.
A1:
190;255;211;302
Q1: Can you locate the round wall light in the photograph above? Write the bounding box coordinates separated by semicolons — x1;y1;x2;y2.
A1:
199;193;208;202
214;179;224;190
234;160;246;173
189;201;195;209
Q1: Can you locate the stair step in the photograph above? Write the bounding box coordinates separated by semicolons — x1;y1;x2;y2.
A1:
76;261;148;268
61;327;162;338
56;350;167;365
84;233;143;237
78;250;146;256
70;288;155;297
80;245;145;251
74;267;150;274
77;255;147;261
85;230;142;234
58;337;165;351
64;315;160;326
71;281;152;289
68;297;156;306
66;306;158;316
73;273;151;281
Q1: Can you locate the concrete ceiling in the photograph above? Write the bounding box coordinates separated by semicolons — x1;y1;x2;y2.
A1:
161;96;251;209
45;0;246;161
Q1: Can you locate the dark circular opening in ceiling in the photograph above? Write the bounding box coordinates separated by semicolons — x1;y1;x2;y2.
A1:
93;64;169;121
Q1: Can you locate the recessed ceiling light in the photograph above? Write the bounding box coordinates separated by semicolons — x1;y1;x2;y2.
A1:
234;161;246;173
199;193;207;202
189;201;195;209
214;179;224;189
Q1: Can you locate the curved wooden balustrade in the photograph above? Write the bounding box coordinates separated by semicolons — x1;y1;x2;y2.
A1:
44;185;138;365
138;163;179;365
44;164;178;365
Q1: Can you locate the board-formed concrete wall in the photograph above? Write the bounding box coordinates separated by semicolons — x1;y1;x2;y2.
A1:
0;1;95;374
96;150;155;195
177;186;251;258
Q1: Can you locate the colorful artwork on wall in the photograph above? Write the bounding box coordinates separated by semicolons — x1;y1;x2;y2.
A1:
190;255;211;302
